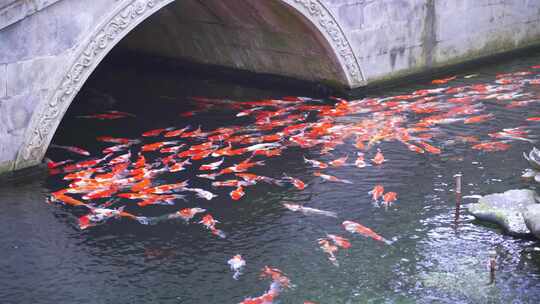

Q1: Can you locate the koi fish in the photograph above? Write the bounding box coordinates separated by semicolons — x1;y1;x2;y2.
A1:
159;144;186;154
199;214;226;238
230;186;245;201
163;126;192;138
342;220;391;244
44;158;73;169
102;143;131;154
260;266;291;289
186;188;217;201
228;254;246;280
372;148;385;165
50;190;88;207
239;282;280;304
199;158;224;171
282;175;305;190
355;153;367;168
50;144;90;156
142;181;189;194
527;117;540;121
369;185;384;201
219;160;265;175
141;141;178;152
137;194;184;207
303;156;328;169
327;234;352;249
79;206;148;230
313;172;353;184
382;191;398;207
431;76;456;84
169;159;191;172
417;141;441;154
96;136;139;145
464;114;494;124
404;142;424;154
329;155;348;167
169;207;206;222
318;238;339;266
76;113;128;120
142;127;174;137
472;141;511;152
282;203;337;217
197;173;220;180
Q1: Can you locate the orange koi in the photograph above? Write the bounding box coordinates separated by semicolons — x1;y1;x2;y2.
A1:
131;179;151;192
318;238;339;266
303;156;328;169
342;220;391;244
199;158;224;171
142;127;174;137
329;155;348;167
141;141;178;152
369;185;384;201
372;149;385;165
169;159;191;172
82;186;119;200
163;126;191;138
431;76;456;84
142;181;188;194
472;141;511;152
327;234;351;249
230;185;245;200
170;207;206;222
283;175;305;190
199;214;226;238
260;266;291;289
464;114;494;124
382;191;398;206
137;194;182;207
417;142;441;154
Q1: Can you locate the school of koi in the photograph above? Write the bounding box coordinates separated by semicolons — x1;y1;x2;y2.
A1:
46;64;540;303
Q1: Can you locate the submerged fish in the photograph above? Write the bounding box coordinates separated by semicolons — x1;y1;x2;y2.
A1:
228;254;246;280
282;203;337;217
343;220;392;244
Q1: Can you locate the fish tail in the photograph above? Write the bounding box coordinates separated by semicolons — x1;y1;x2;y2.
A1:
382;238;393;245
135;216;151;225
212;228;227;239
320;211;338;218
233;271;241;280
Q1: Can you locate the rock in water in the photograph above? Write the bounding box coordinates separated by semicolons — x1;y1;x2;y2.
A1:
468;189;538;236
524;205;540;239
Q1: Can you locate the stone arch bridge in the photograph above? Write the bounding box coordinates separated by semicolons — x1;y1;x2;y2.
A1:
1;0;540;174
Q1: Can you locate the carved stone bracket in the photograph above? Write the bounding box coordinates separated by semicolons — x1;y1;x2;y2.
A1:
15;0;364;169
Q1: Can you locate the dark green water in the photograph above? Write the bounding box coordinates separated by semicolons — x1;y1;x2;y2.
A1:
3;52;540;304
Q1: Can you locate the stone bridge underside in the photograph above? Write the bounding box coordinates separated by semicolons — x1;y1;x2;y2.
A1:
1;0;540;174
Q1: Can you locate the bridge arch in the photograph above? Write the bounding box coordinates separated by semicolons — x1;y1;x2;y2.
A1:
14;0;363;170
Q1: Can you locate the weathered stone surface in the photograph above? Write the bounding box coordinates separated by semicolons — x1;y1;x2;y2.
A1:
0;64;6;98
524;205;540;239
468;189;538;236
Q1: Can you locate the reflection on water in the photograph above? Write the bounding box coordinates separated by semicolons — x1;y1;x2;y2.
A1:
3;52;540;303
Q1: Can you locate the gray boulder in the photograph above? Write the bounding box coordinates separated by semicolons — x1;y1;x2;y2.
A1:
468;189;538;236
524;204;540;239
